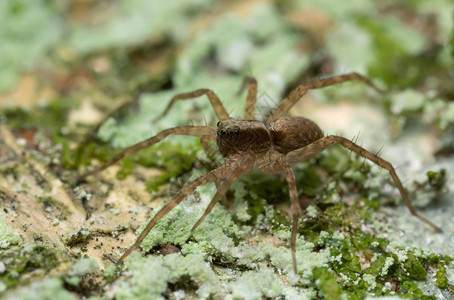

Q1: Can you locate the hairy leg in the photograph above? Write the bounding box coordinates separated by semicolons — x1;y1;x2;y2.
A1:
236;77;258;120
77;126;215;183
284;164;301;273
200;134;228;205
118;162;233;262
191;153;255;232
200;134;219;157
285;135;442;232
154;89;230;122
80;98;135;146
268;73;383;123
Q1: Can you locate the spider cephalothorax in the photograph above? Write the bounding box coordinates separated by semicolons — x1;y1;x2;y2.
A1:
216;119;271;157
78;72;442;273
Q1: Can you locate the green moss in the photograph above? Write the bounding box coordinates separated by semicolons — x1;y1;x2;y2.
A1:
0;212;21;249
65;229;92;247
404;252;427;281
400;280;426;299
434;264;449;289
313;267;341;300
0;98;73;132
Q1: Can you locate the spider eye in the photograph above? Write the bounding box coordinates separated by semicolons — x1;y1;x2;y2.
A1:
216;121;220;127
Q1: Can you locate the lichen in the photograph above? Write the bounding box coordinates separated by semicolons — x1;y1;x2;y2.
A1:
0;212;21;249
1;0;453;298
3;278;76;300
111;253;218;299
64;258;99;287
227;267;284;299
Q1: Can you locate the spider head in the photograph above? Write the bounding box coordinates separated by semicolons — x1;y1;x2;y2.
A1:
216;118;271;157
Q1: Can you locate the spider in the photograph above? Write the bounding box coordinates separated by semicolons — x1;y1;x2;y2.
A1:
77;72;442;273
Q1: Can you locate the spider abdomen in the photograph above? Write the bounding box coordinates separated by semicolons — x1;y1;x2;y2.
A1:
268;117;323;154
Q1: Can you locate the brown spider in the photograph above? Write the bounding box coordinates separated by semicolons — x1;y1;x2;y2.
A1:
77;73;442;273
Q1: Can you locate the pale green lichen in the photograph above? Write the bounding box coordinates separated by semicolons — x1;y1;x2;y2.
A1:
65;257;99;286
386;242;409;263
0;213;21;249
4;278;76;300
227;267;283;299
70;0;214;53
390;89;427;115
362;273;377;292
306;205;318;218
440;102;454;129
380;257;395;277
0;0;63;91
111;253;218;299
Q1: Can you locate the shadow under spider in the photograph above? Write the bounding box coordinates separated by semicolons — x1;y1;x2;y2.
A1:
76;72;442;274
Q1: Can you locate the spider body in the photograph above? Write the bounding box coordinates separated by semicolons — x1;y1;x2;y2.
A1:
216;117;323;174
78;72;441;273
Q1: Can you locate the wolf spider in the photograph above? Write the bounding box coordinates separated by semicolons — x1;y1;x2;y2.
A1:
77;72;441;273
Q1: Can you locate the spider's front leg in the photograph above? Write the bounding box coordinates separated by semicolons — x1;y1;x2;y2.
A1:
117;164;229;262
154;89;230;122
285;135;442;232
76;126;215;183
118;154;254;263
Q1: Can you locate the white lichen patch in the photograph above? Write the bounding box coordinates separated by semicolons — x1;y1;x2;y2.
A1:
226;266;316;300
390;89;426;115
385;242;408;263
256;241;330;280
227;267;284;299
110;253;218;299
306;205;318;218
4;278;76;300
380;257;395;277
363;273;377;292
0;212;21;249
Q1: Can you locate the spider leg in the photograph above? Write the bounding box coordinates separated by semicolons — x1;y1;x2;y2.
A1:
268;73;383;123
200;134;219;157
284;164;301;274
118;162;233;263
154;89;230;122
80;97;135;146
191;153;255;232
236;77;258;120
200;134;228;205
285;135;442;232
77;126;215;183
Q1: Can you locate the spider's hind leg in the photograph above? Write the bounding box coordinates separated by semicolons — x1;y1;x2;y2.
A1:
284;164;301;274
268;73;383;123
285;135;442;232
236;76;258;120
